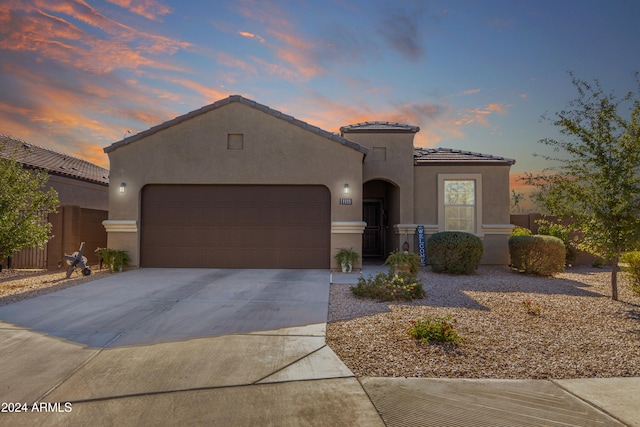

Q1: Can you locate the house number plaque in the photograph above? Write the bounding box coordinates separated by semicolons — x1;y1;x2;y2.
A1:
339;198;352;205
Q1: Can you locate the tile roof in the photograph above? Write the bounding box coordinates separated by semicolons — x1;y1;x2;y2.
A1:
0;134;109;185
104;95;368;155
340;121;420;134
414;147;515;165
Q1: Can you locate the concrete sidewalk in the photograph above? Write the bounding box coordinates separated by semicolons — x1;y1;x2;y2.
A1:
0;268;638;426
1;319;638;426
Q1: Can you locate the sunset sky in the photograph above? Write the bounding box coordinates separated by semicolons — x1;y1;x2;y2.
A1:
1;0;639;191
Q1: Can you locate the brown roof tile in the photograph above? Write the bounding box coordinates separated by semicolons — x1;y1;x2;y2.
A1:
414;147;515;165
340;121;420;134
0;134;109;185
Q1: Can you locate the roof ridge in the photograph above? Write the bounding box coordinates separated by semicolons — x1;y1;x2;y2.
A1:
340;121;420;134
104;95;368;155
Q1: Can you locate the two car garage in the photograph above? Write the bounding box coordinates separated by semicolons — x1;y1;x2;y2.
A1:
140;185;331;269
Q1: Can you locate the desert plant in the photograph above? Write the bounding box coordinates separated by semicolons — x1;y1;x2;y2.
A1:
408;315;462;345
511;226;532;237
334;248;360;273
427;232;483;275
621;251;640;295
536;222;577;266
522;300;542;316
350;271;425;302
384;249;420;274
509;235;565;276
96;248;130;272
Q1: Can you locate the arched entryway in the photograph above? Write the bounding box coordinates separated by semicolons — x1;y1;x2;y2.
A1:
362;179;400;260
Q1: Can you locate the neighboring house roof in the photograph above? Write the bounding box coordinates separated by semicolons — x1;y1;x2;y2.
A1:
0;134;110;185
340;121;420;134
414;147;516;165
104;95;368;155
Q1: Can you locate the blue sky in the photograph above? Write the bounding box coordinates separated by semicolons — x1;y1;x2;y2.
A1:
1;0;639;190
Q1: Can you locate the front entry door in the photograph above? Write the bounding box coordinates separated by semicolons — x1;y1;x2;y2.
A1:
363;200;384;257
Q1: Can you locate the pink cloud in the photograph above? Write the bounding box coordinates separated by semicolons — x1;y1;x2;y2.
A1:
0;0;190;75
239;31;265;43
106;0;172;21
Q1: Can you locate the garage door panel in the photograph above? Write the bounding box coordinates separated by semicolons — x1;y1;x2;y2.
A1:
141;185;330;268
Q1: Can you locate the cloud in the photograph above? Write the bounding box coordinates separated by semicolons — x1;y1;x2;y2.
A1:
285;91;464;148
463;102;509;125
217;52;257;75
0;0;191;75
452;88;481;96
232;1;325;79
376;6;427;61
106;0;172;21
0;0;206;167
239;31;265;43
158;75;229;104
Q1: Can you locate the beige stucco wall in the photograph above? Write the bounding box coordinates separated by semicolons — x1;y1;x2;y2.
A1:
47;175;109;211
105;101;365;268
347;132;418;254
347;132;415;225
413;164;513;264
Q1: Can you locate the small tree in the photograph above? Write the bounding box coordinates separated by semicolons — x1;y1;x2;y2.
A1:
0;148;59;266
527;72;640;300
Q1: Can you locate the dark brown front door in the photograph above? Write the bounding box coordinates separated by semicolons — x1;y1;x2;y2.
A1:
363;200;383;257
140;185;330;268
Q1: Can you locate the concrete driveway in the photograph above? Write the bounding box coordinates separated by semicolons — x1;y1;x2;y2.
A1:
0;268;385;426
0;268;331;347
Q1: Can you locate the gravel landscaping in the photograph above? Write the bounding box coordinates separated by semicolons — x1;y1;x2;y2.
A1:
0;267;109;305
326;265;640;379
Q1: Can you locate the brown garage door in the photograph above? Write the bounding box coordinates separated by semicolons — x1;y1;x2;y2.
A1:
140;185;330;268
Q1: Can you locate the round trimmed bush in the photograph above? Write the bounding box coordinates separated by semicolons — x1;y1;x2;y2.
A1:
427;232;483;275
509;235;565;276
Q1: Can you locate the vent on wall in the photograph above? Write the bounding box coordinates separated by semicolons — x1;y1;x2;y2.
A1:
227;133;244;150
372;147;386;161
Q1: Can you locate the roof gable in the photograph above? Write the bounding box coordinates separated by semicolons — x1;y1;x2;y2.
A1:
340;121;420;134
0;134;109;185
104;95;368;155
414;147;515;165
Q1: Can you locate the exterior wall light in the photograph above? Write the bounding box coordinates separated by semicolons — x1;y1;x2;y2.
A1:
119;182;126;193
343;183;350;194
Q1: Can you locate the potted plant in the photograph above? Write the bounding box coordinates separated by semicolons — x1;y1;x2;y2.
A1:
385;249;420;274
334;248;360;273
96;248;130;272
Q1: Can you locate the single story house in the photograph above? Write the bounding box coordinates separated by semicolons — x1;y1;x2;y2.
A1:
0;135;109;269
103;95;515;270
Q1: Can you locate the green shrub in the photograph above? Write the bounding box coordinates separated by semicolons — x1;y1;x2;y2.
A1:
426;232;483;275
408;315;462;345
350;271;425;302
384;249;421;274
511;226;532;237
509;235;565;276
621;251;640;295
96;248;130;272
536;223;577;266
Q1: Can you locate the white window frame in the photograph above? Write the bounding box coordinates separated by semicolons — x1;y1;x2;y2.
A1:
437;173;483;236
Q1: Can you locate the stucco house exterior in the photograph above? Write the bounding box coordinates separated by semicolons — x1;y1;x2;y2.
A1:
103;95;515;270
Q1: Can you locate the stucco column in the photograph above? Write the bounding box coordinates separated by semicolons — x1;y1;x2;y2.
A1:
331;221;366;271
